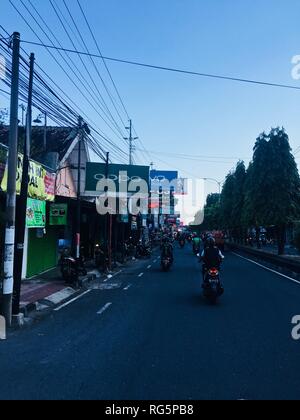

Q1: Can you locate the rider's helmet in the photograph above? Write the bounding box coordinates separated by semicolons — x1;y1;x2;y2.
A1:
207;237;216;248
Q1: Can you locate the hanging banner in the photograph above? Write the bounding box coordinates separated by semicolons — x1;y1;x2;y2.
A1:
0;154;56;202
49;203;68;226
26;198;46;228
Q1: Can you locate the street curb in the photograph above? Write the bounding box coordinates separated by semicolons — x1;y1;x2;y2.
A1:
229;243;300;280
19;272;96;318
15;254;158;327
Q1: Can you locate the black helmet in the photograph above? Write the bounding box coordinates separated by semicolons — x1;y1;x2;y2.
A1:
207;237;216;247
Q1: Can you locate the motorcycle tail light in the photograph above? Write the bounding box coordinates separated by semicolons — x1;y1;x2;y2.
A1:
208;268;219;277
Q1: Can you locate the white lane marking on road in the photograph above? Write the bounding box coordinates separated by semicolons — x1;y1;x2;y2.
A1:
232;252;300;285
54;290;92;312
104;270;123;282
97;302;112;315
138;273;144;278
124;284;132;291
147;265;152;269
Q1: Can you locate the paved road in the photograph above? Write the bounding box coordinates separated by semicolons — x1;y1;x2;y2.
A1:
1;246;300;400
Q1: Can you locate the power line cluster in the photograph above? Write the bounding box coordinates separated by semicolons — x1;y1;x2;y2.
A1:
19;40;300;92
135;148;251;164
1;0;149;165
5;1;300;167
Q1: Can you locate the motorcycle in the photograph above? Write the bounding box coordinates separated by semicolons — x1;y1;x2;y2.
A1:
161;256;172;272
179;239;186;249
135;241;152;259
94;244;109;272
202;267;224;304
124;237;136;260
193;244;200;255
60;249;87;286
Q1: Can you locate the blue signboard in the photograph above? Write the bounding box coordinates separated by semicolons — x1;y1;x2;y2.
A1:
150;170;178;183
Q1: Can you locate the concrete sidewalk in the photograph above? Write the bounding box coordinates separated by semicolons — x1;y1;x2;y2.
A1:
15;255;153;326
19;265;99;317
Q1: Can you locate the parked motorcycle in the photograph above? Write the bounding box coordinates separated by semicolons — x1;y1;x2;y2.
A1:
202;267;224;304
94;244;109;272
60;249;87;286
124;237;136;260
135;241;152;259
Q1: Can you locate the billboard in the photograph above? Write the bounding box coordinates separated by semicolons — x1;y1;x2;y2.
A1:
150;170;187;195
150;170;178;184
0;153;56;202
85;163;150;195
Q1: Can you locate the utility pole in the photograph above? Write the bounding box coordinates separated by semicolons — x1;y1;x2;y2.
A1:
76;117;83;260
124;120;138;165
129;120;133;166
43;111;47;150
104;152;111;271
13;53;34;316
2;32;20;327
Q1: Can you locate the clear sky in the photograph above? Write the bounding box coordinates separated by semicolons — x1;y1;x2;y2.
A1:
1;0;300;198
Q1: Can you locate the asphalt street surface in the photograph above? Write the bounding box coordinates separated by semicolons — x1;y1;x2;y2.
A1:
1;246;300;400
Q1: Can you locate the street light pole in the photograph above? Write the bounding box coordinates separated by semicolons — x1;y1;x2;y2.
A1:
203;178;222;195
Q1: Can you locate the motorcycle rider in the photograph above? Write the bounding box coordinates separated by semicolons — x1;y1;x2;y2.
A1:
201;237;224;288
161;236;174;263
192;234;201;254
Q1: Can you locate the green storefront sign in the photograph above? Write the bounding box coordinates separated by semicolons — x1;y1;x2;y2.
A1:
26;198;46;228
85;163;150;195
49;204;68;226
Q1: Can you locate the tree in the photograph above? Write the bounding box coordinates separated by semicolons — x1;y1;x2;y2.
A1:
230;161;247;242
220;172;235;233
199;193;221;230
244;128;300;255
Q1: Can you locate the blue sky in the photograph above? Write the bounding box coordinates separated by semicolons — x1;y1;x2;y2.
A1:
1;0;300;196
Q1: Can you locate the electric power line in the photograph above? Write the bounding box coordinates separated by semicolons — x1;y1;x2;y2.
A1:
20;39;300;92
62;0;128;134
76;0;131;123
16;0;128;144
134;148;250;163
3;11;128;162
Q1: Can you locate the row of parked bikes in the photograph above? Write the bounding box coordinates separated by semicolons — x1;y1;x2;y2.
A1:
60;238;155;286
